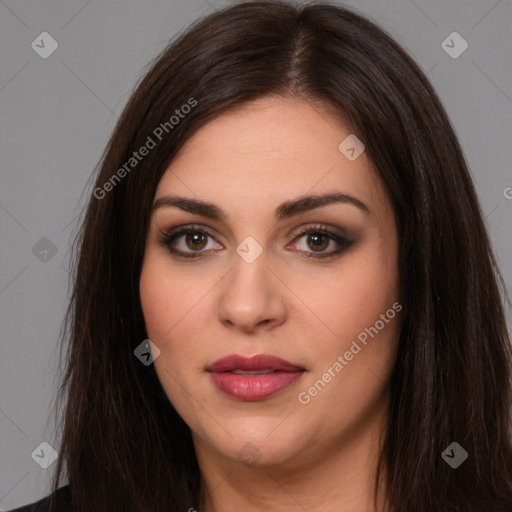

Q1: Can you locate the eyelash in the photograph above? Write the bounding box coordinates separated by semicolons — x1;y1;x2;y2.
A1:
157;223;351;260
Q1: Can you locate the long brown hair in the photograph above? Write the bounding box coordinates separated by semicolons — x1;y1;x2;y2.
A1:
50;2;512;510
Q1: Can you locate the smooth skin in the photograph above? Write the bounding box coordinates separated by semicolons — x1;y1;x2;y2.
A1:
139;96;401;512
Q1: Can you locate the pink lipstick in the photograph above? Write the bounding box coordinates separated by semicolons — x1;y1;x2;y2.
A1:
206;354;305;401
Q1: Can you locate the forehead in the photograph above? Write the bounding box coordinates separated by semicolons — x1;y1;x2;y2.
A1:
154;96;390;220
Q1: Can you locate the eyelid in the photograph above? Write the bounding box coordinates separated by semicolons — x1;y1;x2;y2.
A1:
290;223;350;242
159;224;220;241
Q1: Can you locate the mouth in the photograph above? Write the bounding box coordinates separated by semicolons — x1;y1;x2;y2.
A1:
230;369;277;375
206;354;306;401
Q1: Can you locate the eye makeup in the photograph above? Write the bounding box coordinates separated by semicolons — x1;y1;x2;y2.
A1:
157;222;355;261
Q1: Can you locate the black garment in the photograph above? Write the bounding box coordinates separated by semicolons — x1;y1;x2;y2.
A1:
7;485;73;512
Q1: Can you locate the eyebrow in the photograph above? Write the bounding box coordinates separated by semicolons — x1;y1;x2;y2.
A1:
151;192;372;221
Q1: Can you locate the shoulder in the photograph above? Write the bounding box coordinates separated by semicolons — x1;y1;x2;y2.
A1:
7;485;73;512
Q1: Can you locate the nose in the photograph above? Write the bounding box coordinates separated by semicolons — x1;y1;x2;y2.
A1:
217;249;287;333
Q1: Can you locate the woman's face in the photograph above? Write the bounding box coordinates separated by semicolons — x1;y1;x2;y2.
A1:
139;96;401;470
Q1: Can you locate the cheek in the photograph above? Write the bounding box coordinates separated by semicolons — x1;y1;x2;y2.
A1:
296;279;400;429
293;243;399;360
140;253;205;342
139;253;221;386
139;262;176;340
139;254;221;432
297;235;400;411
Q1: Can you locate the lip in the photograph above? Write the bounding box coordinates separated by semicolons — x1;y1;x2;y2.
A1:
206;354;306;401
207;354;304;373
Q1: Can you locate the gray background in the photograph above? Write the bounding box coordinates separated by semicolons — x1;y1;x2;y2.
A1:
1;0;511;508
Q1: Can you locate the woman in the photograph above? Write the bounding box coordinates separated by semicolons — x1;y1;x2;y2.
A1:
10;1;512;511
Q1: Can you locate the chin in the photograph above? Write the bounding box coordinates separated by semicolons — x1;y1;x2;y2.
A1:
198;418;308;468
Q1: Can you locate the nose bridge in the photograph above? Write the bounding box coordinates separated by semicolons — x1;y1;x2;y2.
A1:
217;239;286;331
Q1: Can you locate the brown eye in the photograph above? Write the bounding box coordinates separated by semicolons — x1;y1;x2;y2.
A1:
185;232;208;251
306;233;329;252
